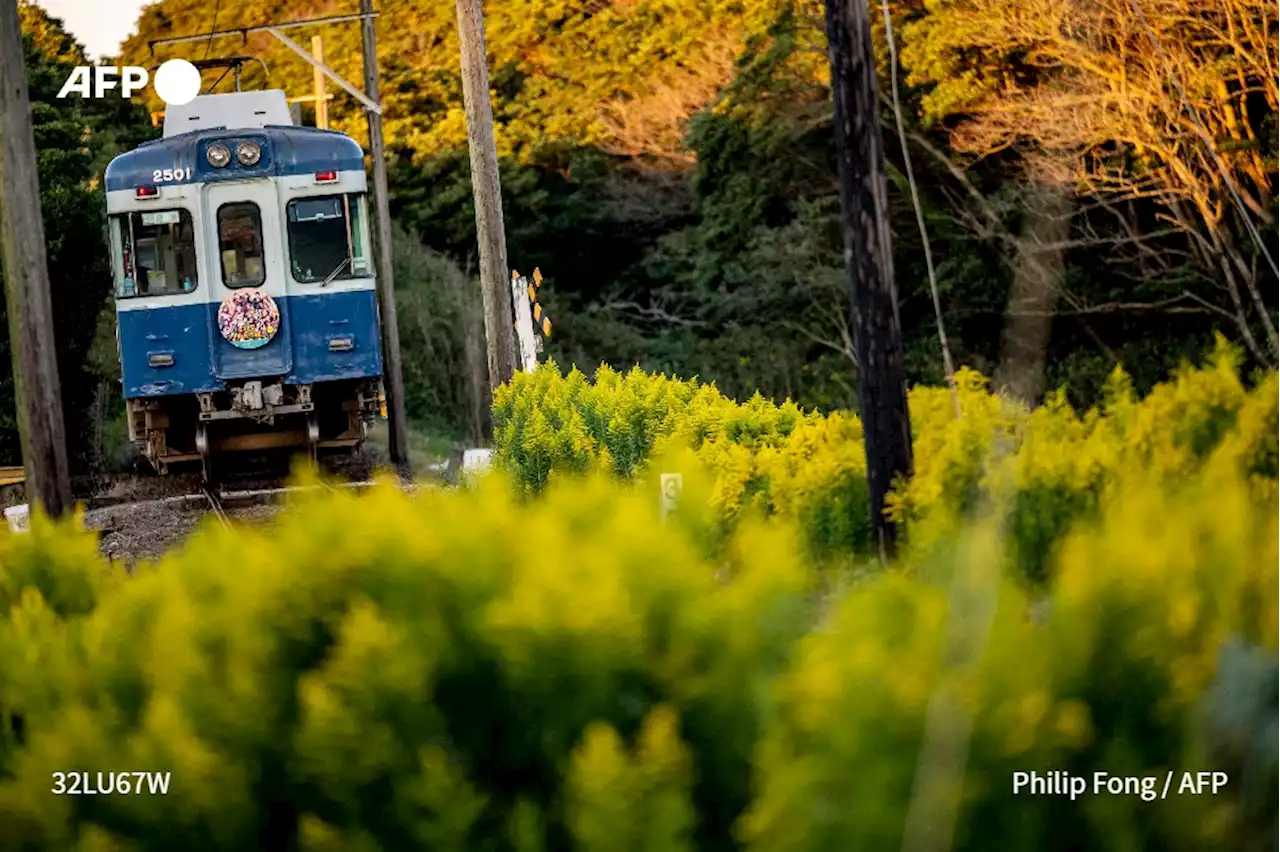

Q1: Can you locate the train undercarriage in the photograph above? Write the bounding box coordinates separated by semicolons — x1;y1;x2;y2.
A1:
126;377;385;480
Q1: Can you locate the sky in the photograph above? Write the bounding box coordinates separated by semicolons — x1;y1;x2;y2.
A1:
38;0;150;60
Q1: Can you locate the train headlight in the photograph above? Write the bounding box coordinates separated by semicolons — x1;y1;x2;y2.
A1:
206;142;231;168
236;140;261;166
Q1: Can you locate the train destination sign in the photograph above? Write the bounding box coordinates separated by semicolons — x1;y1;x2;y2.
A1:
140;211;181;227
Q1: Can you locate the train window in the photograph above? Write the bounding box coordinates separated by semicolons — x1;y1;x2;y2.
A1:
217;202;266;288
286;193;371;284
110;209;198;298
350;195;371;276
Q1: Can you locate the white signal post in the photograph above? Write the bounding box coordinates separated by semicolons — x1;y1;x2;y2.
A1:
510;271;540;373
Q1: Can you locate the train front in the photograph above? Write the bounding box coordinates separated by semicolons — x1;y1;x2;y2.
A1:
103;89;385;478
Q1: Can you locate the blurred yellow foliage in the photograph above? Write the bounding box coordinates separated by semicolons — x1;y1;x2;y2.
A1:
0;344;1273;850
567;705;695;852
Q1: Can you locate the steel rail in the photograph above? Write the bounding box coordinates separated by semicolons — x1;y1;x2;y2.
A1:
202;486;232;529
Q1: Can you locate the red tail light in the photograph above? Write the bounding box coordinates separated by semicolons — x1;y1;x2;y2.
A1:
314;170;337;183
135;186;159;198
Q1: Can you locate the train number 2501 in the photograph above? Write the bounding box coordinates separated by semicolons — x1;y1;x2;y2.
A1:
153;168;193;183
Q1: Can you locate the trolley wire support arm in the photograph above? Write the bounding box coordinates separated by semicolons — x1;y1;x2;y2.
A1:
145;12;383;114
264;26;381;115
146;15;378;113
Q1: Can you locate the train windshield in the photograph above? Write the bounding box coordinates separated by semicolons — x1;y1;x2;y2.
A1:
286;194;371;284
217;202;267;288
109;210;198;298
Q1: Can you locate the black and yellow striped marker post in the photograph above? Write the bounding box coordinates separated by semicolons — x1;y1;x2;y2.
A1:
512;268;552;339
528;267;551;338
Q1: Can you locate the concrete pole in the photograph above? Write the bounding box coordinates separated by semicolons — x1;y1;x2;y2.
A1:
456;0;518;392
311;35;329;129
359;0;411;479
0;0;72;518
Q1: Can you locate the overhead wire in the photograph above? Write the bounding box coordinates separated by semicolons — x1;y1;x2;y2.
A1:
875;7;1002;852
878;0;960;420
204;0;222;59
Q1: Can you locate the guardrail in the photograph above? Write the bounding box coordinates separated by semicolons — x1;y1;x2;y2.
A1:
0;466;23;487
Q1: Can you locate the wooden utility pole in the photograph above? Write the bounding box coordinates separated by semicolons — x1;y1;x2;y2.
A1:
358;0;411;479
456;0;517;393
0;0;72;519
311;35;329;129
823;0;912;558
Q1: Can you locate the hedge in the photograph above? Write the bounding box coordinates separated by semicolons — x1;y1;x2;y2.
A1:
0;345;1273;851
0;476;813;852
0;454;1275;849
493;339;1278;580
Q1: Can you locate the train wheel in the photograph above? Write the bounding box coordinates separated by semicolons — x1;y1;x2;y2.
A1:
306;413;320;467
196;423;212;484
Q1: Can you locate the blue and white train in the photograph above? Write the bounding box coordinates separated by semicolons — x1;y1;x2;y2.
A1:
103;90;385;477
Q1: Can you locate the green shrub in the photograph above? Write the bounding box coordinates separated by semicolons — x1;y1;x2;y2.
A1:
0;349;1274;852
742;462;1278;852
567;705;696;852
0;472;813;852
493;362;859;563
495;345;1277;580
0;453;1273;851
492;362;813;492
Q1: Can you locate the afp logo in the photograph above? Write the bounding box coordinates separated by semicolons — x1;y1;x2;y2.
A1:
57;58;202;106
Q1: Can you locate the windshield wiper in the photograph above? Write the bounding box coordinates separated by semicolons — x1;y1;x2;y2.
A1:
320;256;351;287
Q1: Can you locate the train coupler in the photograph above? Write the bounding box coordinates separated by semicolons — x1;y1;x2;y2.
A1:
198;383;315;422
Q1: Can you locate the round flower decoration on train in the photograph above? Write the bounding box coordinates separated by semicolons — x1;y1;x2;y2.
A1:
217;289;280;349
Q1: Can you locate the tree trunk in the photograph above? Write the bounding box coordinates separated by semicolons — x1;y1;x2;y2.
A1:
824;0;913;560
994;183;1073;405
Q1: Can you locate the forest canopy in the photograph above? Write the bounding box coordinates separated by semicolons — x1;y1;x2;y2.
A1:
4;0;1276;458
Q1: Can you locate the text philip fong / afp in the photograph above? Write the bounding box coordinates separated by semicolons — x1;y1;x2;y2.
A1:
1013;770;1228;801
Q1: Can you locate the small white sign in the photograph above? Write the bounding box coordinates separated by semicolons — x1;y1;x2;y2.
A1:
141;210;181;226
462;449;493;474
4;504;30;534
660;473;683;517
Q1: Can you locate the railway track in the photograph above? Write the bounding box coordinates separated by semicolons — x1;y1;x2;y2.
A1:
80;472;387;513
6;447;444;548
65;446;383;510
201;486;231;530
